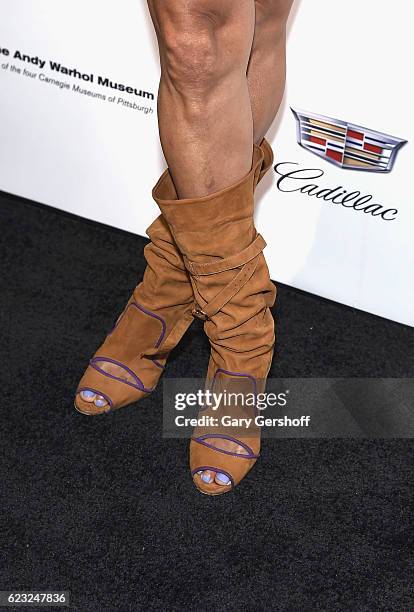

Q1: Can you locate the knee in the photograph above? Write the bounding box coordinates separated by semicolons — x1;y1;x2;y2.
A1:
162;28;218;92
157;6;243;94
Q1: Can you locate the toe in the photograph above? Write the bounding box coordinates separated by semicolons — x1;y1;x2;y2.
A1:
80;390;96;402
200;470;215;484
215;472;231;486
75;391;110;415
192;470;233;496
94;395;108;408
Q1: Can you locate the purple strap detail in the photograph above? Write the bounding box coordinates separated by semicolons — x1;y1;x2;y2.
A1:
90;357;154;394
191;466;234;490
82;302;165;408
110;300;167;349
77;387;114;409
129;302;167;348
212;369;259;415
212;369;257;393
192;434;259;459
151;359;165;370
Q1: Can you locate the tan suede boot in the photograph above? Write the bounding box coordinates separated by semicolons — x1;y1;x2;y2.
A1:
75;140;274;416
153;143;276;495
75;215;195;414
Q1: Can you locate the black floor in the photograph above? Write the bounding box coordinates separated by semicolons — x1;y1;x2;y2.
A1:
1;190;413;611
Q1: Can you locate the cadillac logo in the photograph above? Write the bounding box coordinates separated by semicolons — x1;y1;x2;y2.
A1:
292;108;406;172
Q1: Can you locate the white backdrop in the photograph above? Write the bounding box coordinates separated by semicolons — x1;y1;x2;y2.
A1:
0;0;413;326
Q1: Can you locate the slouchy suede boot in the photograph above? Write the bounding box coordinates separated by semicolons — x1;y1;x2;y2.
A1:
75;215;195;414
75;140;274;415
153;143;276;495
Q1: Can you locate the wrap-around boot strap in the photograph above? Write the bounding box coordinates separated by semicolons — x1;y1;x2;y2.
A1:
183;233;267;322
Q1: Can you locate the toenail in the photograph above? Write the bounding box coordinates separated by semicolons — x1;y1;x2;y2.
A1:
81;390;95;400
94;398;107;407
201;473;212;483
216;473;230;485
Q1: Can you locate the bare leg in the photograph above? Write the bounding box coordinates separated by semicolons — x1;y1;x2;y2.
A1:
249;0;294;144
147;0;256;198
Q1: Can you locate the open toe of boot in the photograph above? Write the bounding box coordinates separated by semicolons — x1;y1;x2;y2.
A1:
75;301;163;415
75;353;156;415
190;433;259;495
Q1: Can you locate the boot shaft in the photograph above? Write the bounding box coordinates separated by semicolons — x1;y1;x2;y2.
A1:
152;145;265;262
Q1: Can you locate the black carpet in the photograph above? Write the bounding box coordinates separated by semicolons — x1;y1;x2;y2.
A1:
1;190;413;611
